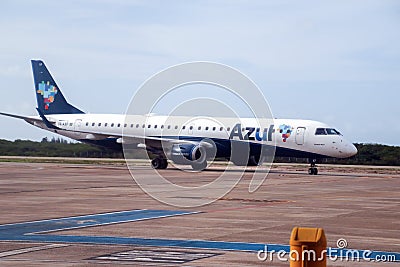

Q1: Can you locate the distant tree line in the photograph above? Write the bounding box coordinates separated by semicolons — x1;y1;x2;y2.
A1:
0;138;122;158
274;143;399;166
0;139;399;166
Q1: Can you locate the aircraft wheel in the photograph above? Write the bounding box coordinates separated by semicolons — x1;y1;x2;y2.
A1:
152;158;168;169
308;167;318;175
160;158;168;169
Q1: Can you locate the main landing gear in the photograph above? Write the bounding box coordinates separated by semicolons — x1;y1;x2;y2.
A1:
308;159;318;175
151;157;168;169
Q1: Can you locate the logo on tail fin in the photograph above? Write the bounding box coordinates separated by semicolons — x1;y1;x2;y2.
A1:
37;81;58;110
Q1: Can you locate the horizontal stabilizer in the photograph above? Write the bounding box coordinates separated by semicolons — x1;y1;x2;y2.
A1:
0;111;42;124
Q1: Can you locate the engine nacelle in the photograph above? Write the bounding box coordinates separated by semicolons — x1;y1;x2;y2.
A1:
170;144;206;165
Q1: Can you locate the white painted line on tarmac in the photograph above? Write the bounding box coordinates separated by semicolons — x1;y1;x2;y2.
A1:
0;244;69;258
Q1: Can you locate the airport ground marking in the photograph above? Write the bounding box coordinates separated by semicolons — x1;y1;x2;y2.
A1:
0;244;69;258
0;209;398;262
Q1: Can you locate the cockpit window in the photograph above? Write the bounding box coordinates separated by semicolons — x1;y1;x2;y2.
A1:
315;128;327;135
326;128;341;135
315;128;342;135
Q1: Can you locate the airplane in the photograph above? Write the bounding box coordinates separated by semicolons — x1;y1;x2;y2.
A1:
0;60;357;175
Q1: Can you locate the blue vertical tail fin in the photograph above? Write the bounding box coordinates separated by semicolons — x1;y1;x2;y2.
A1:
31;60;84;115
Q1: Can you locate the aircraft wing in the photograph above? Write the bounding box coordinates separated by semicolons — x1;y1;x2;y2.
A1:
117;135;211;146
77;129;214;153
119;134;214;155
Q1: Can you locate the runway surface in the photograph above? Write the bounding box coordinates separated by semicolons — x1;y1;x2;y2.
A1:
0;161;399;266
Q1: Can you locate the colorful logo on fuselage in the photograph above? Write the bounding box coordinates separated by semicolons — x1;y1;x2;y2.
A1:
37;81;58;110
279;124;292;142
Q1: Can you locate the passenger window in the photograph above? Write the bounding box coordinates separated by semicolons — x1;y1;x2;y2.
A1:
105;123;108;127
182;126;186;130
86;122;89;126
136;124;139;128
198;126;201;130
111;123;114;127
147;125;151;128
98;123;101;127
220;127;223;131
205;127;209;131
168;125;171;129
175;125;178;129
154;125;158;129
117;123;121;127
142;124;145;128
130;124;134;128
124;123;127;127
189;126;193;130
212;127;216;131
227;127;230;131
160;125;164;129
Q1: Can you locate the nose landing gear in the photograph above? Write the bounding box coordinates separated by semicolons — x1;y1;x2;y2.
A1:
308;159;318;175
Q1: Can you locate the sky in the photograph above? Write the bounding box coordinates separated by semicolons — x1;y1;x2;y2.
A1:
0;0;399;145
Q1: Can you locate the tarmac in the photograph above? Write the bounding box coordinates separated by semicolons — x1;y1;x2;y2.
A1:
0;161;399;266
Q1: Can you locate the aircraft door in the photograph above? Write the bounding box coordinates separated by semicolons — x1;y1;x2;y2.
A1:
295;127;306;145
74;119;82;135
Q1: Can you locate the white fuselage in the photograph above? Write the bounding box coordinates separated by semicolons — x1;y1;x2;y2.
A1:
29;113;357;159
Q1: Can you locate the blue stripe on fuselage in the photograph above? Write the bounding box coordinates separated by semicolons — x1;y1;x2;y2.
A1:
78;136;330;159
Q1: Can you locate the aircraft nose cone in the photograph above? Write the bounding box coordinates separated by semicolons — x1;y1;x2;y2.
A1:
347;143;358;157
339;141;357;158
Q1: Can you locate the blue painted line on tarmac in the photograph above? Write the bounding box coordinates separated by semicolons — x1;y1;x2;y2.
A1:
0;209;398;262
0;209;196;235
